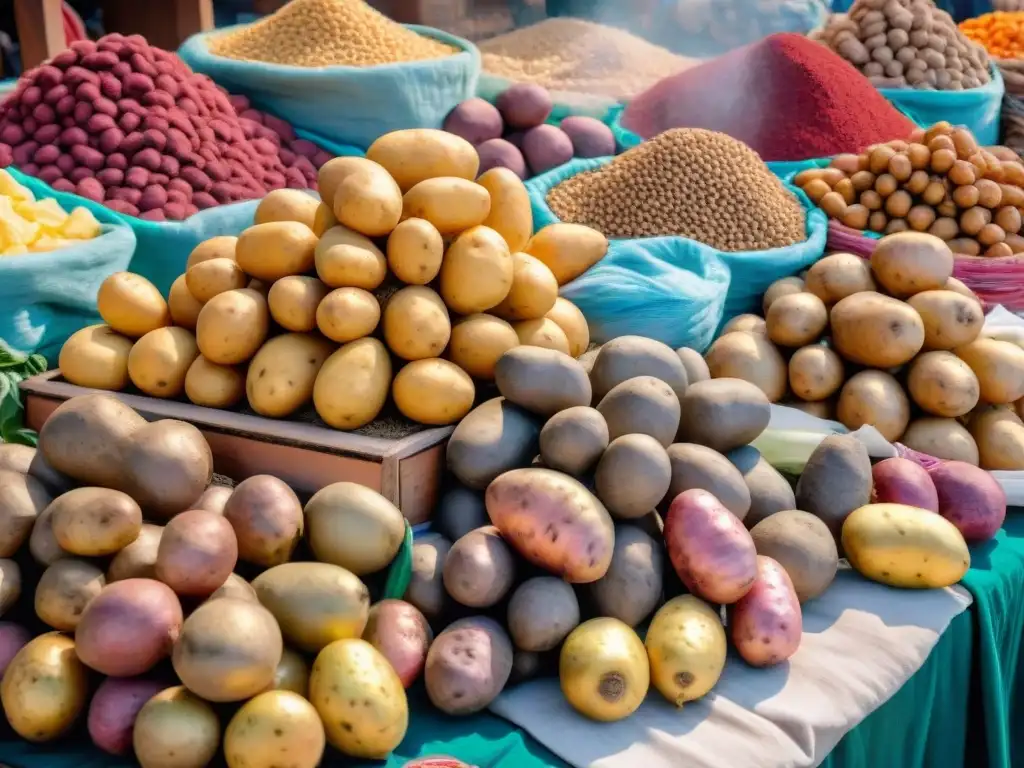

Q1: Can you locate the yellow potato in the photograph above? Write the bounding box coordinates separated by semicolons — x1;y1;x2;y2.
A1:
545;298;590;358
97;272;170;339
386;217;444;285
34;558;105;631
367;128;479;191
196;288;270;365
313;338;392;430
333;162;403;238
167;275;204;330
132;686;220;768
315;225;388;290
254;189;320;229
788;344;845;401
907;351;980;417
842;503;969;589
268;276;330;333
383;285;451;361
392;359;475;425
185;257;248;303
184;356;246;409
248;278;269;296
525;223;608;285
836;370;910;442
955;338;1024;404
907;290;984;350
944;276;979;302
235;221;318;282
402;177;491;235
722;313;766;336
186;235;237;269
704;331;787;402
969;406;1024;470
803;252;876;304
224;691;325;768
246;333;336;419
312;201;338;237
765;293;829;347
645;595;725;707
830;292;925;367
266;648;309;697
762;276;805;314
439;226;513;314
309;639;408;759
901;417;979;464
491;252;559;321
447;314;519;379
514;318;571;354
127;326;200;398
59;324;133;391
318;157;376;208
870;232;954;298
316;287;381;343
478;167;533;253
560;618;648;722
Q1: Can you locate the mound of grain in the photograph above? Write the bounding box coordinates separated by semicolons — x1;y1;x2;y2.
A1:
546;128;807;251
211;0;457;67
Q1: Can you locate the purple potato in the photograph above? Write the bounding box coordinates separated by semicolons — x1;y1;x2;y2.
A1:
559;116;616;158
477;138;527;179
522;125;573;176
443;98;504;145
496;83;553;129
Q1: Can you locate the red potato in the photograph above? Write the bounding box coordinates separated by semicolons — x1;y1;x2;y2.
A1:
871;458;939;512
522;125;574;176
0;622;30;677
496;84;553;129
477;138;527;179
443;98;503;145
155;509;238;597
928;461;1007;543
88;676;165;755
559;116;616;158
361;599;433;688
664;488;757;604
729;555;802;667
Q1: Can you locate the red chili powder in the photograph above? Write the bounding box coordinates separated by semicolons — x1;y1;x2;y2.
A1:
620;33;916;162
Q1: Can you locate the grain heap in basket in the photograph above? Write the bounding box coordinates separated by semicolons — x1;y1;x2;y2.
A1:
209;0;456;67
57;128;604;431
545;128;806;251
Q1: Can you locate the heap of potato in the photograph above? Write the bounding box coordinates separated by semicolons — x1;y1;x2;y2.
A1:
56;127;603;430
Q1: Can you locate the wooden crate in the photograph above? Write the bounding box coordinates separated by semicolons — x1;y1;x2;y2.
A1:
19;371;453;525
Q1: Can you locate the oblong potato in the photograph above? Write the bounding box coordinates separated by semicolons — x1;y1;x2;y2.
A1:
1;632;88;742
545;298;590;358
254;188;320;229
590;525;663;627
366;129;479;191
167;275;204;330
836;370;911;442
704;331;787;402
246;333;335;419
185;257;248;303
223;475;304;568
315;225;388;290
386;218;444;285
665;443;752;520
184;356;246;409
524;223;608;285
448;314;519;380
316;287;380;343
492;252;559;321
494;346;592;417
907;351;980;417
443;526;516;608
304;482;405;576
268;276;330;333
196;288;270;365
870;232;954;298
804;252;876;304
478;167;532;253
830;291;925;367
59;325;133;391
333;162;403;237
224;690;325;768
970;406;1024;470
97;272;170;339
677;378;771;451
50;487;142;557
393;359;475;425
402;177;490;235
955;338;1024;405
907;290;984;350
439;225;514;314
318;157;379;208
383;286;451;361
447;398;542;490
35;558;106;631
127;326;200;399
591;335;689;400
313;338;392;430
514;318;571;354
406;533;450;620
186;236;237;269
132;687;220;768
236;221;318;282
901;417;980;464
540;406;609;476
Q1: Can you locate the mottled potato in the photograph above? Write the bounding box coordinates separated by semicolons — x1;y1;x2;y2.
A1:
956;338;1024;405
907;351;980;417
383;286;451;360
59;325;133;391
167;275;204;330
1;632;88;742
35;559;105;630
393;359;475;425
402;177;491;235
440;225;514;314
479;167;533;253
804;252;876;304
97;272;170;339
184;356;246;409
224;690;325;768
447;314;519;380
907;290;984;350
185;257;248;303
492;252;559;321
246;334;335;418
425;617;512;715
645;595;725;706
196;288;270;365
316;287;380;343
268;276;330;333
545;297;590;358
704;331;787;402
788;345;844;401
315;225;388;290
127;326;200;399
386;217;444;285
50;487;142;557
901;418;980;464
836;370;911;442
765;293;829;347
830;292;925;368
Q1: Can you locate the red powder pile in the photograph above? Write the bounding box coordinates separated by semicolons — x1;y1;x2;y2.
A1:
620;33;916;162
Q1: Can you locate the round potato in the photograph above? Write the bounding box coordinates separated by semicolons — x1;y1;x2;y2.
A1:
393;359;475;425
836;370;910;442
167;275;204;330
479;167;533;253
447;397;542;490
970;406;1024;470
425;617;512;716
127;326;199;399
367;128;478;191
122;419;213;521
492;252;559;321
402;177;491;235
49;487;142;557
870;232;954;298
0;558;19;616
254;188;320;229
749;510;838;603
495;345;592;416
508;576;580;651
313;338;393;430
266;647;309;696
539;406;609;476
443;526;516;608
107;524;162;582
804;252;876;304
907;290;984;350
595;434;671;519
704;331;787;402
224;691;325;768
386;218;444;285
196;288;270;365
156;510;237;597
766;293;829;347
305;482;406;576
185;257;247;304
362;599;432;688
406;533;450;620
315;286;380;343
28;505;66;567
676;378;771;451
35;559;105;631
440;225;514;314
722;314;766;336
514;317;571;354
676;347;710;385
97;272;170;339
589;524;663;627
223;475;303;568
246;333;335;419
318;156;376;206
59;324;133;391
830;292;925;367
902;417;980;464
590;335;688;400
762;276;805;313
193;485;232;516
383;286;451;360
87;676;165;757
597;376;680;446
665;443;751;520
315;224;388;290
524;223;608;285
132;687;220;768
1;632;88;742
186;235;237;269
268;276;330;333
908;351;980;417
448;314;519;380
333;162;404;237
236;221;318;282
788;345;845;401
184;356;245;409
559;617;648;722
545;297;590;358
956;338;1024;405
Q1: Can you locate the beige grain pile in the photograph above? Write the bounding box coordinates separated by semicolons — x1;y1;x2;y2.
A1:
479;18;697;100
546;128;807;251
210;0;457;67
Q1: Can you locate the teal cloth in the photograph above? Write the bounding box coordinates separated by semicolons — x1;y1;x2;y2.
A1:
0;169;136;363
179;26;480;151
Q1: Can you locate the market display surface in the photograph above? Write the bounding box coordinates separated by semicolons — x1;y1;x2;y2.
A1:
1;0;1024;767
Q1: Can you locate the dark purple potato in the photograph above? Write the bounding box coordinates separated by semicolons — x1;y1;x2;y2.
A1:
477;138;527;179
496;83;553;129
443;98;504;145
559;116;615;158
522;125;574;176
504;130;525;149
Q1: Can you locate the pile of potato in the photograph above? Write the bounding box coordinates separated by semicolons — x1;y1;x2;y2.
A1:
0;392;436;766
705;231;1024;471
56;127;602;430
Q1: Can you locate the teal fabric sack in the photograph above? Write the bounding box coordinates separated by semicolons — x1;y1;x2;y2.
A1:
0;169;136;363
179;26;480;150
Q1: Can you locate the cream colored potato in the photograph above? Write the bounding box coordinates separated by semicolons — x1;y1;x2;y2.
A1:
970;406;1024;470
59;325;133;391
315;225;388;290
722;314;766;336
514;318;571;354
545;298;590;358
186;236;237;269
907;351;980;417
524;223;608;285
318;157;377;208
492;252;559;321
235;221;318;282
901;418;980;464
944;276;979;302
366;128;479;191
254;189;320;229
127;327;200;398
333;163;403;237
788;345;845;401
447;314;519;380
393;359;475;425
185;257;248;303
766;293;829;347
907;290;984;350
439;225;514;314
167;275;204;330
184;356;246;409
762;276;805;314
382;286;451;361
704;331;787;402
830;292;925;367
313;338;392;430
196;288;270;365
870;232;954;298
804;252;876;304
312;202;338;237
478;167;533;253
97;272;170;339
268;276;330;333
386;218;444;285
316;287;381;343
955;338;1024;404
247;334;336;419
836;370;910;442
402;177;491;235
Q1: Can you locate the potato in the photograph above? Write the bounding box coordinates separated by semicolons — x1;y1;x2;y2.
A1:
956;338;1024;405
448;314;519;380
0;622;29;678
507;576;579;652
440;225;514;314
316;287;380;344
0;469;51;557
310;638;408;758
767;293;829;347
842;503;970;588
728;556;802;666
929;460;1007;542
48;487;142;557
0;558;19;616
167;275;204;330
405;533;450;620
367;129;479;191
393;359;475;425
594;434;671;519
87;677;165;756
524;223;608;285
447;398;542;490
186;235;237;269
265;647;308;696
907;351;980;417
315;224;388;290
107;523;162;582
75;578;183;676
236;221;318;282
646;595;725;706
333;161;404;237
245;333;334;418
495;346;592;417
545;298;590;358
749;511;837;603
762;276;805;313
590;524;663;627
223;475;303;567
677;378;771;451
831;291;925;367
127;326;199;399
907;290;984;350
539;406;609;476
425;617;512;715
224;691;325;768
836;370;911;441
1;632;88;741
185;257;247;304
902;417;980;464
559;617;648;722
35;559;105;631
122;420;213;520
726;446;797;529
478;167;533;253
704;331;787;402
313;337;392;430
386;217;444;285
402;177;491;234
268;275;330;333
788;345;845;401
97;272;170;339
676;347;710;386
722;313;766;336
872;457;939;511
443;526;516;608
513;317;571;353
59;324;133;390
870;232;954;298
969;407;1024;471
944;276;979;301
362;599;433;688
305;482;405;576
804;252;876;304
491;252;559;322
665;443;751;521
590;335;689;401
254;188;320;229
156;510;237;597
794;434;872;542
184;356;245;409
196;288;269;365
597;376;680;447
383;285;451;361
0;443;34;475
28;505;65;567
132;686;220;768
318;157;374;207
434;486;488;543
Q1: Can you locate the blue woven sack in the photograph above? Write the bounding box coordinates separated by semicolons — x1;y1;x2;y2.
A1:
0;168;136;363
179;25;480;150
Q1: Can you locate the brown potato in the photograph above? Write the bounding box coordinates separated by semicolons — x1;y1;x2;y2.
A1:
907;290;984;350
424;617;513;715
405;533;450;620
762;277;805;314
595;434;672;520
0;470;51;557
596;376;680;447
970;407;1024;470
870;232;954;297
193;485;232;516
0;558;20;616
47;487;141;558
589;336;689;401
704;331;787;402
222;476;303;567
0;444;34;475
443;526;516;608
106;524;162;582
123;419;214;521
304;482;406;576
907;352;980;417
34;559;105;631
677;377;771;452
156;510;238;597
788;345;845;401
507;577;580;651
955;338;1024;405
722;314;766;336
267;276;330;333
830;292;925;368
836;370;911;442
588;525;662;627
665;443;751;521
804;252;876;304
901;418;979;464
765;293;829;347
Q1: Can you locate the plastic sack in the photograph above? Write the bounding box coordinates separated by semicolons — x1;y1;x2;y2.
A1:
179;25;480;150
0;169;136;363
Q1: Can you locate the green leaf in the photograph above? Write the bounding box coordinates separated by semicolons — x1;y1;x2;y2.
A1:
383;522;414;601
7;428;37;447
